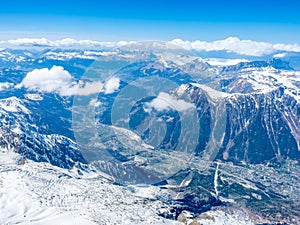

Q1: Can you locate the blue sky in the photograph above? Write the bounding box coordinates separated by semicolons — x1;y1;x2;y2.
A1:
0;0;300;43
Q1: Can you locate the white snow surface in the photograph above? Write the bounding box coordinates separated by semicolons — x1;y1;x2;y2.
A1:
0;151;256;225
204;58;249;66
0;152;179;225
0;97;31;114
0;82;13;91
193;209;254;225
190;83;229;101
24;93;43;101
238;67;300;100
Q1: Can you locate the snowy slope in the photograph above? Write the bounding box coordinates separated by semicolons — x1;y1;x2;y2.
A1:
0;152;181;225
0;97;86;169
0;152;259;225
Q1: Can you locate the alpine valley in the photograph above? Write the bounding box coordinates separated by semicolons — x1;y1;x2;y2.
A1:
0;42;299;225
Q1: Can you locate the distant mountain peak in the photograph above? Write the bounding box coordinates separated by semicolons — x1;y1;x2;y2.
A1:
222;58;294;72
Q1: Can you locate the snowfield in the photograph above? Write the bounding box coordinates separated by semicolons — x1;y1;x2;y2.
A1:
0;152;179;225
0;152;255;225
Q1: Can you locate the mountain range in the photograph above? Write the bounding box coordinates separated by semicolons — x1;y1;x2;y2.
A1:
0;44;299;224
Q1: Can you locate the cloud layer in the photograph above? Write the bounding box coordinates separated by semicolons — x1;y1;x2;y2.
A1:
16;66;103;96
1;37;300;56
0;38;135;48
170;37;300;56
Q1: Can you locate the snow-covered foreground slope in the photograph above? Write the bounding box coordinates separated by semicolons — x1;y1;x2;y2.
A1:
0;152;179;225
0;153;95;225
0;152;256;225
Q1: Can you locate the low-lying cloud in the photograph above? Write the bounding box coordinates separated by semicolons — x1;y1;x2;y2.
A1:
145;92;195;112
16;66;72;93
103;77;120;94
16;66;103;96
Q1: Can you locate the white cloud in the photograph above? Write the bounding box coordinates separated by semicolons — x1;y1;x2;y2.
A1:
103;77;120;94
2;37;300;57
1;38;135;48
7;38;53;47
0;82;13;91
61;81;103;96
169;37;300;56
145;92;195;112
273;43;300;52
89;98;101;107
16;66;72;93
16;66;103;96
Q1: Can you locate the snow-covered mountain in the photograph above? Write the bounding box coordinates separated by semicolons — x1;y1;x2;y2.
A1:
0;97;85;169
0;46;299;224
96;57;300;165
